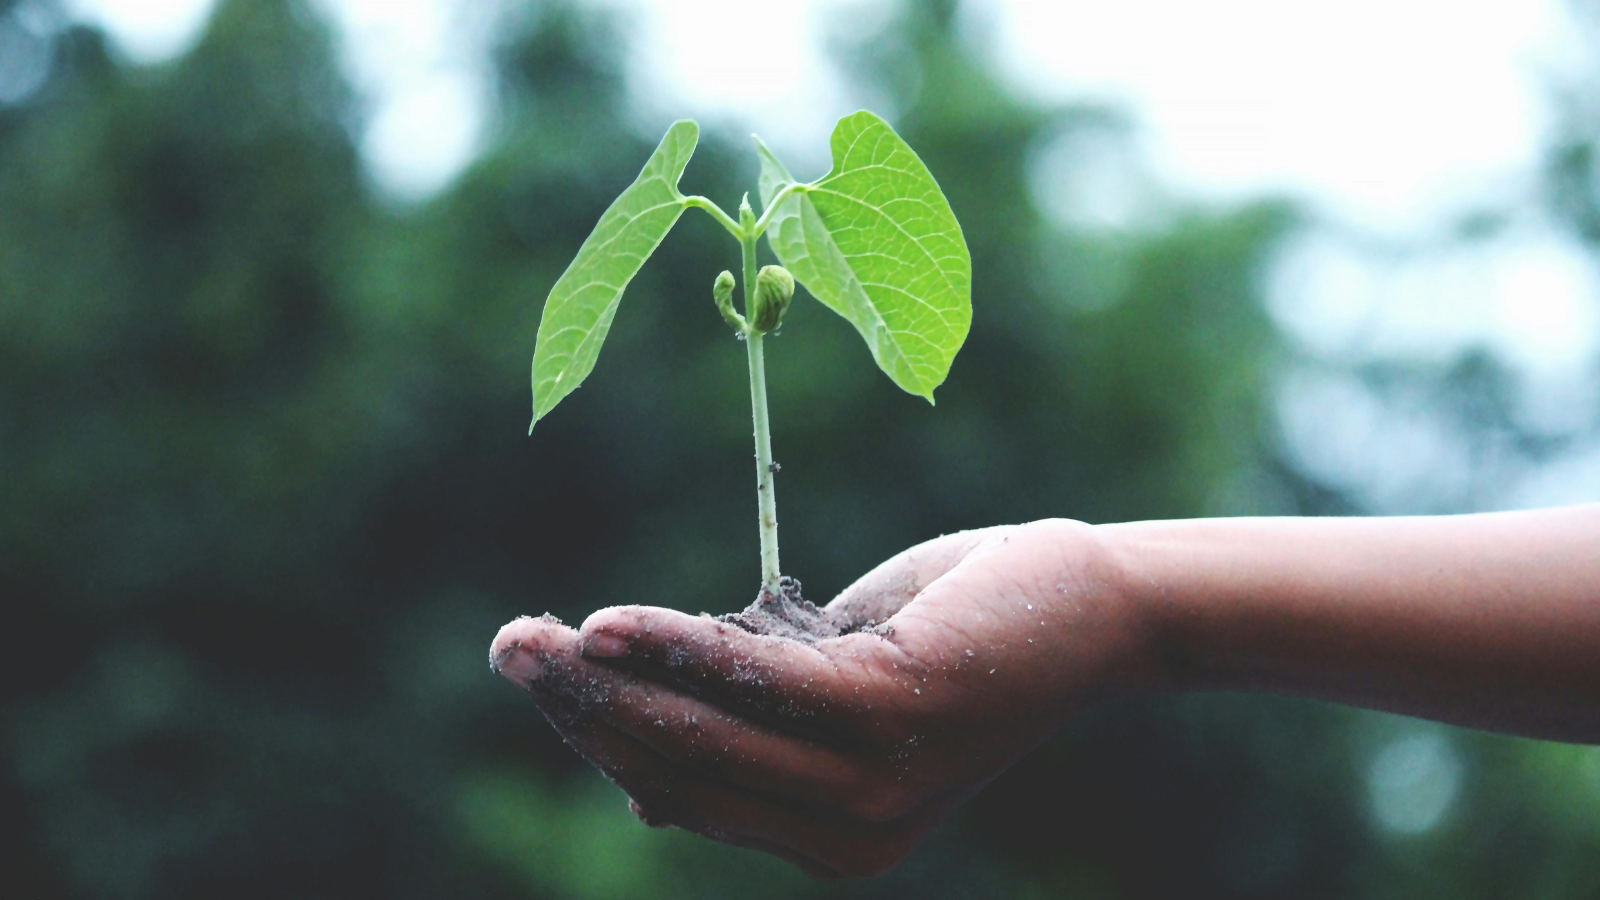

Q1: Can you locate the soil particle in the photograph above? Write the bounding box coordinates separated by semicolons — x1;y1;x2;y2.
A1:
715;576;893;644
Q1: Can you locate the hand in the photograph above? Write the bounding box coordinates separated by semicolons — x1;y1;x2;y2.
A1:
489;519;1160;878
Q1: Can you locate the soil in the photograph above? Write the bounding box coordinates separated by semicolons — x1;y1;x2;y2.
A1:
715;575;892;644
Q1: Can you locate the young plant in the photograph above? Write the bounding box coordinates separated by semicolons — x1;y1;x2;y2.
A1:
528;111;971;599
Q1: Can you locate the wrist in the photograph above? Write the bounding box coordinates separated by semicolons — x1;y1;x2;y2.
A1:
1090;519;1207;694
1016;518;1183;702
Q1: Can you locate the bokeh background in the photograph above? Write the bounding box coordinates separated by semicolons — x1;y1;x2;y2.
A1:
4;0;1600;896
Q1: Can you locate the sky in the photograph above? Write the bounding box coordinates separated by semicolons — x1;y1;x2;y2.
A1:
49;0;1600;507
58;0;1581;222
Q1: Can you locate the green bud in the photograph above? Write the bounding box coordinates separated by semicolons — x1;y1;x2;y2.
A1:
712;270;744;331
738;192;755;231
749;265;794;333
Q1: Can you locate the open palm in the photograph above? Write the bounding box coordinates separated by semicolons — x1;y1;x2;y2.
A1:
490;519;1157;878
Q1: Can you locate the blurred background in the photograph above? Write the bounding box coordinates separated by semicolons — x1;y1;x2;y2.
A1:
3;0;1600;896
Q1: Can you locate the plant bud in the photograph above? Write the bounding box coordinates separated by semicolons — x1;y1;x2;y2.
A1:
712;270;743;330
750;265;794;333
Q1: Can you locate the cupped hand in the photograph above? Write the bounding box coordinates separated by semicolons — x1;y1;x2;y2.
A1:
489;519;1161;878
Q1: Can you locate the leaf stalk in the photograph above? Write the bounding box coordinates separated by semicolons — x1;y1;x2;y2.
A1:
750;181;807;236
682;195;744;239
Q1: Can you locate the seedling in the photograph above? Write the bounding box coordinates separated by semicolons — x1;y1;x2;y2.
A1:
529;111;971;599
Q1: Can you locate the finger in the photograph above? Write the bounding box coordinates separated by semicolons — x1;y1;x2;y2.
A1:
552;646;914;820
825;526;1016;628
495;613;911;817
527;681;927;878
576;606;889;733
492;619;933;875
490;613;580;686
520;678;847;876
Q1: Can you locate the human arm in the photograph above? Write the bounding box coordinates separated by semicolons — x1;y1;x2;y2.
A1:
1105;504;1600;743
488;506;1600;876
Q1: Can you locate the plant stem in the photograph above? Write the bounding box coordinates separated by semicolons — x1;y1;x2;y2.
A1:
747;332;780;594
740;203;782;595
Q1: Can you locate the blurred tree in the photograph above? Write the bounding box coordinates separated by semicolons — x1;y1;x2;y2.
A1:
2;0;1596;897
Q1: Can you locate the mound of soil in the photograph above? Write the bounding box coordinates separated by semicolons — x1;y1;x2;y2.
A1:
715;576;891;644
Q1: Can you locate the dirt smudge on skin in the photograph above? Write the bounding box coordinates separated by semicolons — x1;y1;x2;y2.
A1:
716;575;893;644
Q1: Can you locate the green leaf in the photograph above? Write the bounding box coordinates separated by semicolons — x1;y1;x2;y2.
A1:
529;120;698;430
757;111;971;402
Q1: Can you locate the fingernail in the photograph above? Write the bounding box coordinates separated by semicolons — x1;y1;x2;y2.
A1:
582;632;630;659
492;642;540;686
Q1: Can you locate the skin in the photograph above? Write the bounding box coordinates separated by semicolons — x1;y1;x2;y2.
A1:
489;505;1600;878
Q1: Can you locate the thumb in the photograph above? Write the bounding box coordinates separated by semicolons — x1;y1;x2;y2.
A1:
824;526;1017;630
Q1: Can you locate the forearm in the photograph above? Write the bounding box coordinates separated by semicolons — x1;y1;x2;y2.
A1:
1098;506;1600;743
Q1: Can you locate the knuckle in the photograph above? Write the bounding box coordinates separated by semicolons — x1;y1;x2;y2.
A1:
586;604;652;634
1033;516;1092;534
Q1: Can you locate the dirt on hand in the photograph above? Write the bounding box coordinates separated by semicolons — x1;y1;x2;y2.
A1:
715;575;892;644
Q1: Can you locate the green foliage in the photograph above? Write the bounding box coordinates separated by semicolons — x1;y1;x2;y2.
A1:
758;111;972;402
525;109;971;587
530;109;972;428
458;768;812;900
5;1;1598;898
529;119;698;429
